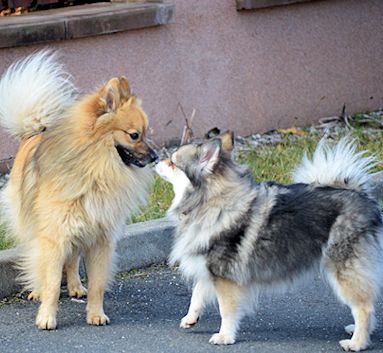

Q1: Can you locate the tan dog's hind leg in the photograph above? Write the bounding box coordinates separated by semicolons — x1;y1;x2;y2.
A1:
28;250;86;301
84;239;114;326
64;249;87;298
209;278;244;345
35;237;65;330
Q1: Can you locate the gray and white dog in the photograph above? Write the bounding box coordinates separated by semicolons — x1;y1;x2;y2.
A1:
155;132;383;351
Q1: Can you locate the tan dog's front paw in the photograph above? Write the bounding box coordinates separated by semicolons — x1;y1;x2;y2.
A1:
68;284;87;298
36;312;57;330
180;313;199;329
87;313;110;326
209;333;235;345
28;291;40;301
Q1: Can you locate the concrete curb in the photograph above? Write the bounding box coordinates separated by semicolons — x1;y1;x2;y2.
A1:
0;218;174;299
116;218;174;272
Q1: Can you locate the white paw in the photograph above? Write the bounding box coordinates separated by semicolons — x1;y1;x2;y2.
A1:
87;312;110;326
180;314;199;329
209;333;235;345
36;312;57;330
68;284;87;298
345;324;355;336
28;291;40;301
339;339;368;352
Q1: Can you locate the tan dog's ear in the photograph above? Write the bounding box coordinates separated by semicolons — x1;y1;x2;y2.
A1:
100;77;123;113
219;130;234;153
118;76;131;101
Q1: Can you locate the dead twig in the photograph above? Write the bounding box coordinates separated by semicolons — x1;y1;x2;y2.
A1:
340;104;353;130
318;116;342;125
180;108;196;146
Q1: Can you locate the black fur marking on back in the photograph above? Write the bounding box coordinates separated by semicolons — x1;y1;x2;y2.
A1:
205;182;383;284
207;198;256;275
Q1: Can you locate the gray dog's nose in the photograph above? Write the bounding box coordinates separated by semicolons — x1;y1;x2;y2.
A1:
149;149;159;164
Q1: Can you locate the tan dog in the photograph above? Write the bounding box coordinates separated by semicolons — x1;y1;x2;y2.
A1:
0;51;157;329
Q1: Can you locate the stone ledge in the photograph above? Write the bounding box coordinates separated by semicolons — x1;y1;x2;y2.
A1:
236;0;315;10
0;0;175;49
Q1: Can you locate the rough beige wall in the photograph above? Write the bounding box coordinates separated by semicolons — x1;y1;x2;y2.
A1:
0;0;382;162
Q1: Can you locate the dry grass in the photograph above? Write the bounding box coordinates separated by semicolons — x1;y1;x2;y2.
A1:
132;126;383;223
131;176;174;223
240;128;383;184
0;223;14;251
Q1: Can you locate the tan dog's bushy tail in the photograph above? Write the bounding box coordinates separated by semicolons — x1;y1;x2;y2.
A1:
0;50;76;139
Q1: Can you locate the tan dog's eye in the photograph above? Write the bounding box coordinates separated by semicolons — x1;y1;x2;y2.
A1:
129;132;139;140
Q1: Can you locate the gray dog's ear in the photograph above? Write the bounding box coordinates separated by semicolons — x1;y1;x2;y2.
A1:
219;130;234;153
199;138;221;174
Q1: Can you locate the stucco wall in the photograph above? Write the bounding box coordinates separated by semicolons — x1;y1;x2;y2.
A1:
0;0;382;163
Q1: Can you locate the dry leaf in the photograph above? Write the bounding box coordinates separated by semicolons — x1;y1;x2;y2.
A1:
277;127;306;136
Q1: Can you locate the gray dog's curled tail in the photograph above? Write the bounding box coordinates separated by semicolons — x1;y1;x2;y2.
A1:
292;137;377;194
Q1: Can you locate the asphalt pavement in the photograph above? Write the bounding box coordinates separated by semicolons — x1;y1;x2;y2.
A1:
1;266;383;353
